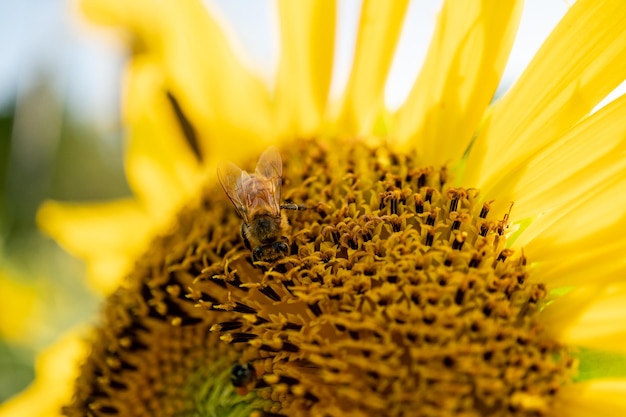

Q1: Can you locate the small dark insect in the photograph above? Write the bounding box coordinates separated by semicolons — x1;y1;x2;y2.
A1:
230;363;257;396
218;146;303;262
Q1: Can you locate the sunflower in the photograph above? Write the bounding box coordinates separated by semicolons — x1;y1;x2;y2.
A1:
3;0;626;415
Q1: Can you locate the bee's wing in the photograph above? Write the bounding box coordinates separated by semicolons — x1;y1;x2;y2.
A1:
217;161;250;224
255;146;283;213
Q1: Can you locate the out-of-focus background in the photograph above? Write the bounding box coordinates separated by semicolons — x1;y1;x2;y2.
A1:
2;0;616;404
0;0;128;401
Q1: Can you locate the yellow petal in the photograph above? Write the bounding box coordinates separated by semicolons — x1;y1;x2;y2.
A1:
79;0;131;22
564;294;626;353
556;380;626;417
542;285;626;353
337;0;410;135
274;0;336;137
518;172;626;289
530;225;626;289
79;0;156;39
37;199;152;294
158;0;275;160
540;286;601;339
518;166;626;266
123;56;202;216
86;255;138;295
0;273;38;343
485;93;626;219
0;331;87;417
394;0;522;165
83;0;275;163
516;164;626;255
465;0;626;187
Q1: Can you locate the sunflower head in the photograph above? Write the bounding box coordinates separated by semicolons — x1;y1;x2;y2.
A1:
61;138;579;416
6;0;626;416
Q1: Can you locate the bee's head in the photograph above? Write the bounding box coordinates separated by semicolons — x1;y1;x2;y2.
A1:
252;240;289;262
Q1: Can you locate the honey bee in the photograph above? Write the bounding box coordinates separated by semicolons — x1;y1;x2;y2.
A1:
218;146;301;262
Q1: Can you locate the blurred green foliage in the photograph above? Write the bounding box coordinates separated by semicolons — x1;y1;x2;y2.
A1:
0;79;129;402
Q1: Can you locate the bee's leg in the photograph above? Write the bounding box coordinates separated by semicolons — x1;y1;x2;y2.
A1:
240;223;252;250
252;246;264;262
281;200;307;211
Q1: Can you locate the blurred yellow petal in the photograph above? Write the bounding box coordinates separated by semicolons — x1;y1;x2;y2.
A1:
542;285;626;353
486;93;626;218
466;0;626;187
540;286;600;338
159;0;275;160
123;56;202;217
556;380;626;417
86;256;136;295
394;0;522;165
82;0;274;162
79;0;158;48
337;0;409;135
0;274;38;343
274;0;336;137
37;199;152;294
563;288;626;353
0;331;87;417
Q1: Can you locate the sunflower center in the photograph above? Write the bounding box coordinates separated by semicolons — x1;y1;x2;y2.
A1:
64;139;575;417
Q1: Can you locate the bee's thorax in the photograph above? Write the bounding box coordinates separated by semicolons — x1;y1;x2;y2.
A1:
247;213;283;245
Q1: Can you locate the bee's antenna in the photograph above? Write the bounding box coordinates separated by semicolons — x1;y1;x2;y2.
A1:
281;200;307;211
